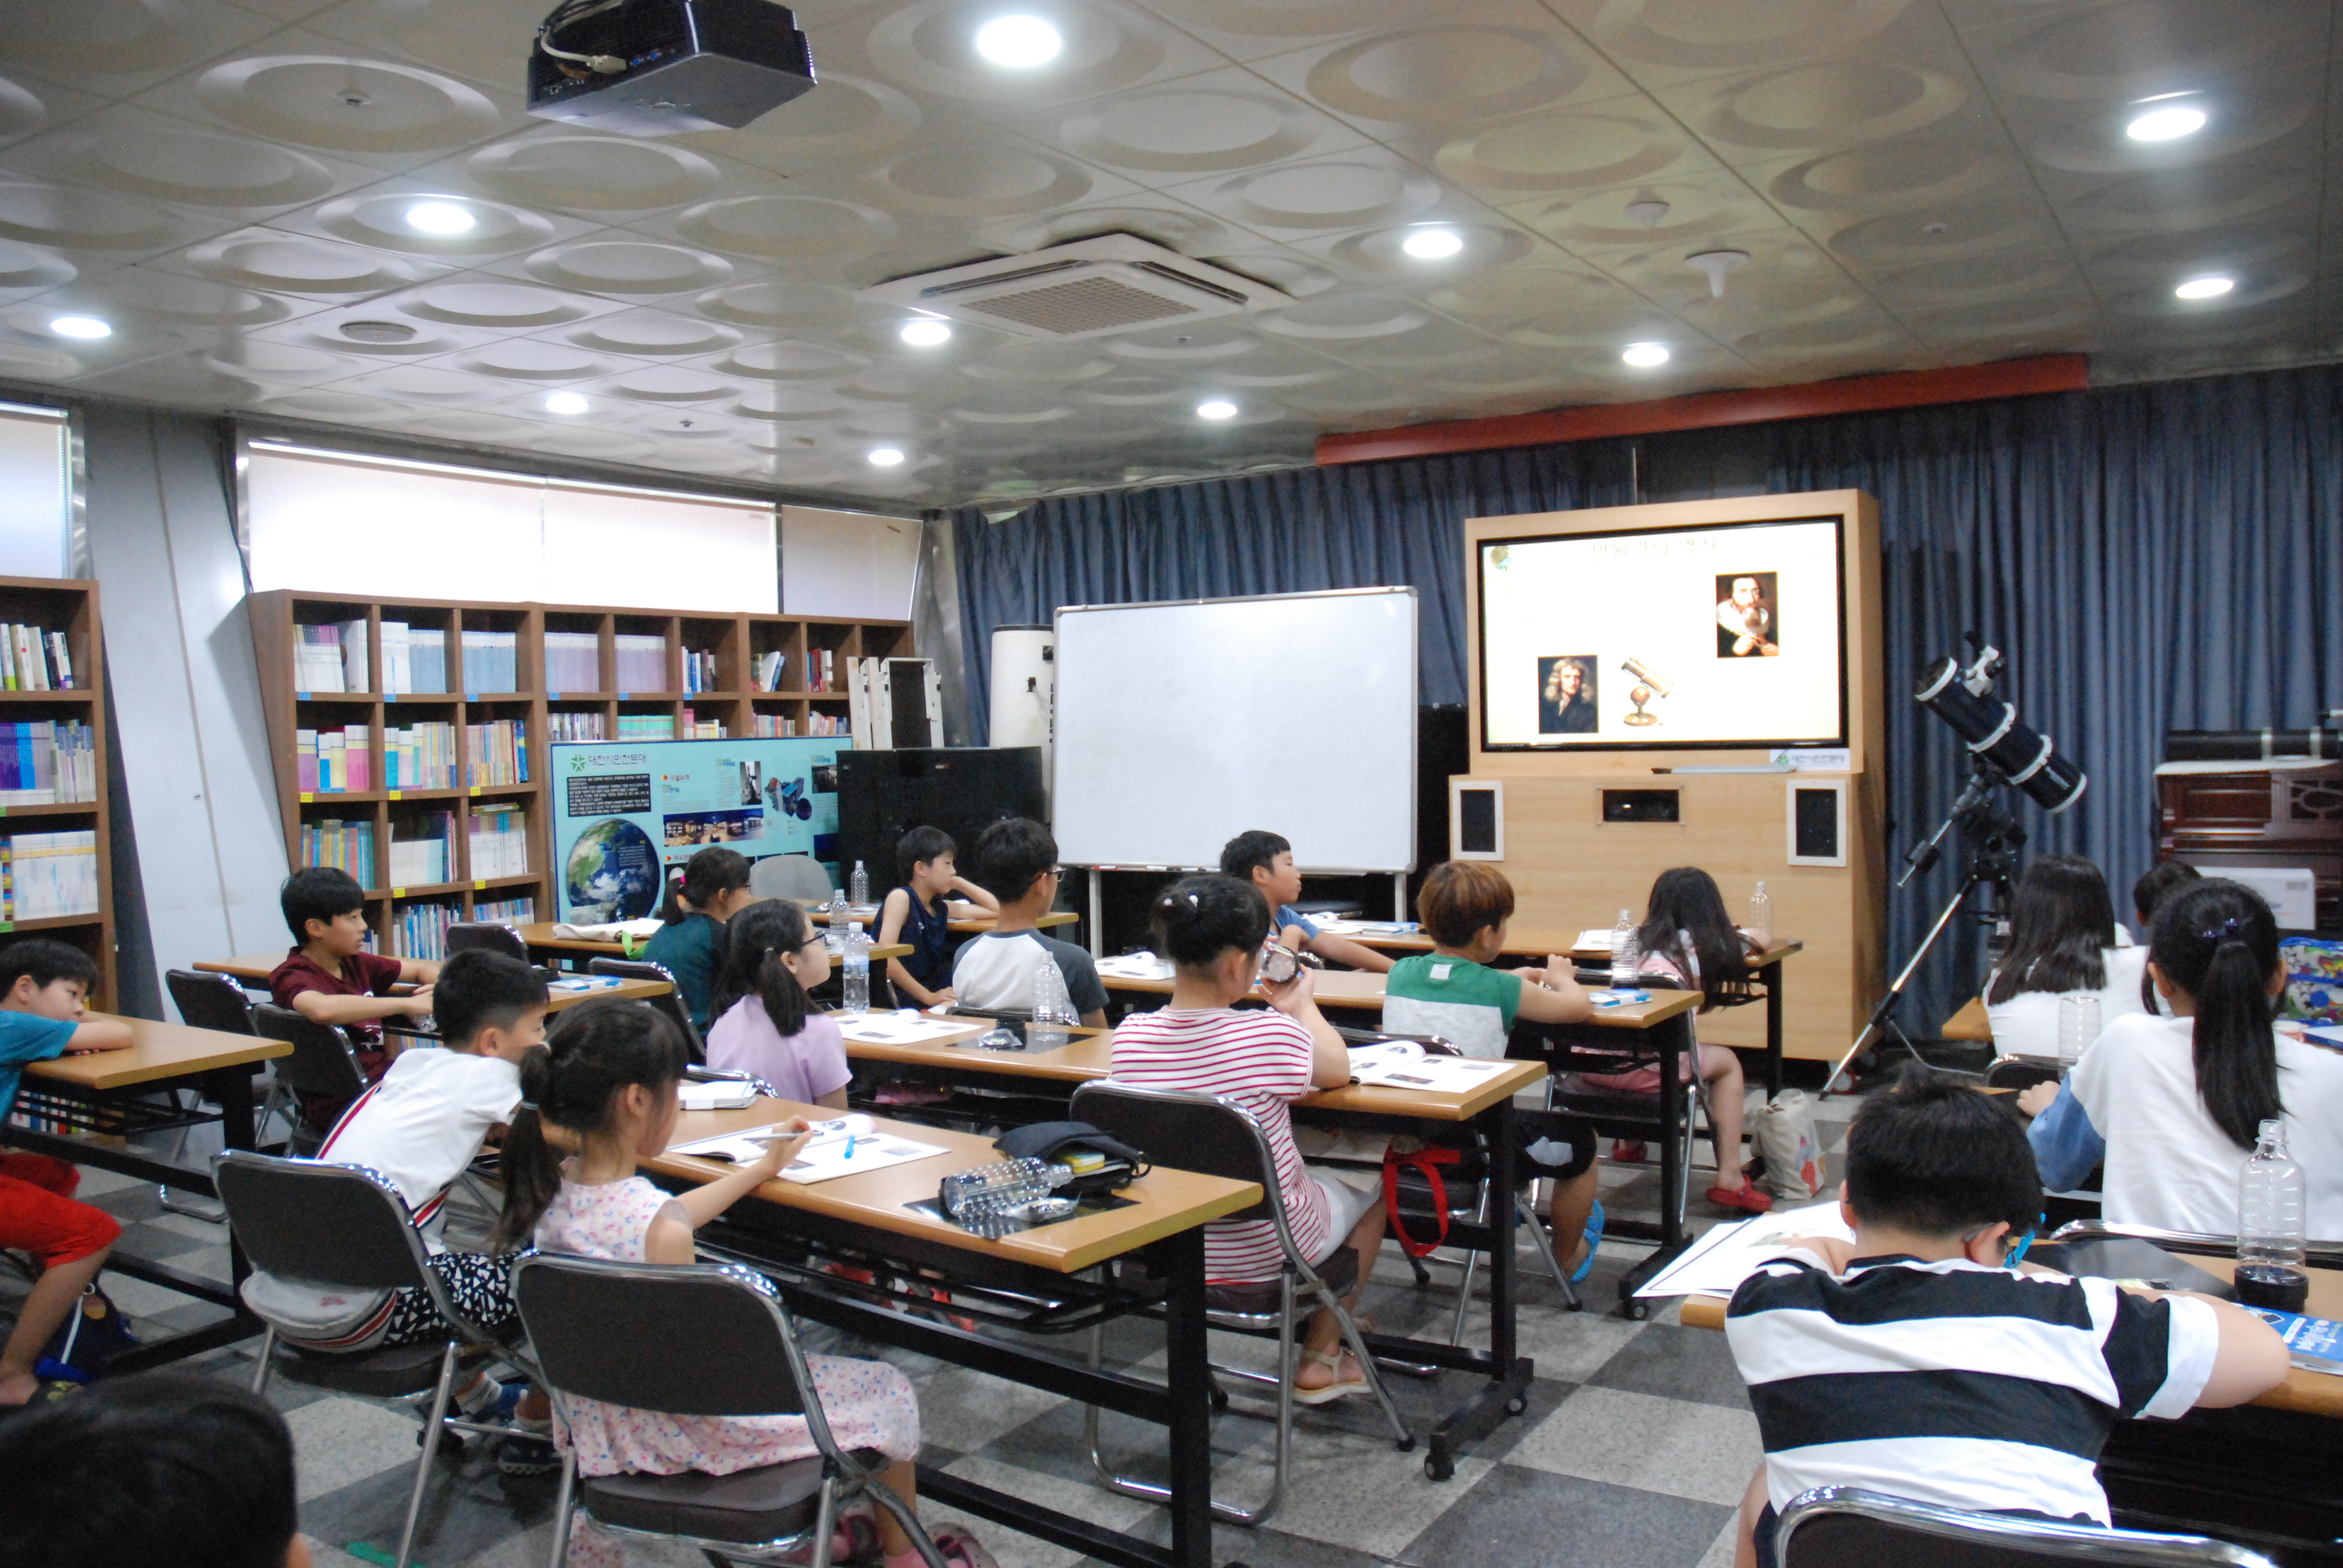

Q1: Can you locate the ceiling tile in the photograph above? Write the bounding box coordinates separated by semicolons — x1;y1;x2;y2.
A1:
3;0;287;101
1544;0;1941;91
1009;64;1370;191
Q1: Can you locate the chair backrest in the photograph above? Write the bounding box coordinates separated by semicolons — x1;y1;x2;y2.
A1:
750;854;831;903
585;956;704;1062
513;1253;808;1417
1777;1487;2276;1568
1070;1081;1279;1225
212;1150;433;1293
447;922;529;963
250;1003;369;1100
166;969;256;1036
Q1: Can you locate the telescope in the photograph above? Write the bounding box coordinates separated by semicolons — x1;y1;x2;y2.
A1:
1914;642;2086;813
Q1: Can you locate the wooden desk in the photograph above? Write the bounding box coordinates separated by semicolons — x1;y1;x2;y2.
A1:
510;925;913;965
647;1096;1254;1568
1101;967;1394;1011
1944;995;1992;1041
6;1016;291;1371
192;953;675;1010
804;904;1077;936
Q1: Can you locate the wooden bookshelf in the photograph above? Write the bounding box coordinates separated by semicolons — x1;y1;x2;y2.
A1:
249;592;912;954
0;577;113;1007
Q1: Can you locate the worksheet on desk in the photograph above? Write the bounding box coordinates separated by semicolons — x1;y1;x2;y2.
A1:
1634;1199;1855;1298
1346;1041;1512;1093
669;1115;951;1184
837;1013;985;1044
1096;954;1174;981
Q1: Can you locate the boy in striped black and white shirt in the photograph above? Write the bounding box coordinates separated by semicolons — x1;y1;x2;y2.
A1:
1725;1065;2287;1568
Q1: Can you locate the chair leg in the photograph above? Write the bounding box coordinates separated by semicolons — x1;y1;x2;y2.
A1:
548;1447;578;1568
1446;1185;1492;1346
397;1341;459;1568
250;1325;278;1394
810;1472;838;1568
1084;1297;1174;1508
1326;1293;1413;1452
860;1469;949;1568
1516;1191;1581;1311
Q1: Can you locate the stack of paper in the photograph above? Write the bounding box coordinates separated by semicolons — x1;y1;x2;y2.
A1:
1633;1200;1856;1299
1346;1040;1513;1093
1097;953;1175;981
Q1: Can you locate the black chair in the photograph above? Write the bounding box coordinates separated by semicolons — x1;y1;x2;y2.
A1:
1775;1486;2276;1567
214;1151;536;1568
1069;1080;1411;1529
1381;1112;1584;1345
159;969;264;1218
250;1002;369;1155
586;956;704;1061
447;922;530;964
513;1252;951;1568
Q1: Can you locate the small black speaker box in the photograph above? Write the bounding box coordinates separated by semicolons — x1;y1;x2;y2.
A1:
1602;788;1680;823
1457;786;1500;854
1793;786;1841;860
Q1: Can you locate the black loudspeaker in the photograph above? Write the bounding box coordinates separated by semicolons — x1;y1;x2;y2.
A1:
837;748;1047;886
1793;786;1842;860
1602;788;1681;823
1457;787;1499;854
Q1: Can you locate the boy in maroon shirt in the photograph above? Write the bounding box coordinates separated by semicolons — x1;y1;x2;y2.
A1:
269;869;437;1126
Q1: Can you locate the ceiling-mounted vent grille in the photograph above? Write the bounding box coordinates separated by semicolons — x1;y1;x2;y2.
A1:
856;234;1283;342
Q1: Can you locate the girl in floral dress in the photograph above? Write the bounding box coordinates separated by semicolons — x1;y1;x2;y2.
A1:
494;999;990;1568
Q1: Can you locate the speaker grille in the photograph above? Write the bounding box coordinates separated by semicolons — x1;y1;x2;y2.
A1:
962;276;1199;335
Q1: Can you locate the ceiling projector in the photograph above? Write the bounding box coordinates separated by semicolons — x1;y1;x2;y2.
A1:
526;0;816;137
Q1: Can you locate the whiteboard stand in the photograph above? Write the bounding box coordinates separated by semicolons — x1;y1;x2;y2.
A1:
1089;867;1103;960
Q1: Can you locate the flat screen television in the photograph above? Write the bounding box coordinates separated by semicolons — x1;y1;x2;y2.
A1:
1476;515;1847;751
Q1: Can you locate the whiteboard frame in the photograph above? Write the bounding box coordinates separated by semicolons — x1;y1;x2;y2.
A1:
1050;586;1419;874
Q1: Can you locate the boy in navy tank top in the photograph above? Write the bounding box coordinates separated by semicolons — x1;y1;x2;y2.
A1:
874;826;998;1008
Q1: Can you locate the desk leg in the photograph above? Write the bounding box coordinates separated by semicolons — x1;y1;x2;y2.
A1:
1159;1226;1214;1568
1424;1097;1534;1481
1620;1014;1695;1316
1761;960;1785;1100
202;1065;259;1293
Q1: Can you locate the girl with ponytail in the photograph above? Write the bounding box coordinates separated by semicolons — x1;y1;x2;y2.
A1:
496;999;989;1568
2020;879;2343;1236
640;846;756;1033
706;899;850;1109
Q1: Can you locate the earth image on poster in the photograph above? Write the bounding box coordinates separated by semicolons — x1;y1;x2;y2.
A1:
565;817;660;921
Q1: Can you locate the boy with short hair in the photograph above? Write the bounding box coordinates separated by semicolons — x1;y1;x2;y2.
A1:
269;867;438;1093
1726;1063;2288;1568
1219;830;1394;975
241;949;554;1465
952;818;1107;1028
876;825;998;1008
0;1371;309;1568
0;939;131;1405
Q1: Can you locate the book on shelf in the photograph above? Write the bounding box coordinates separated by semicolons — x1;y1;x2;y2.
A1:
384;721;456;790
0;720;97;805
617;713;675;740
549;711;605;742
406;627;448;693
680;707;726;740
750;713;796;737
0;624;74;691
388;809;455;886
300;818;376;887
474;894;536;925
808;648;836;690
545;631;600;693
391;898;457;962
752;650;787;691
463;719;529;787
683;648;719;694
459;630;519;693
614;634;666;692
293;624;347;693
0;829;99;920
468;802;530;879
806;710;848;737
296;725;373;793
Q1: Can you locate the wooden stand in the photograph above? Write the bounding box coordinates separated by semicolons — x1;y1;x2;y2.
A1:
249;592;911;955
0;576;113;1007
1458;492;1886;1061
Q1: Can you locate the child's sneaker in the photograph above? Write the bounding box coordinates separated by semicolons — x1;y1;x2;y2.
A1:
497;1414;560;1475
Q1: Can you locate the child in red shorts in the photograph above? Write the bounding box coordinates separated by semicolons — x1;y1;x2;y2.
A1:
0;940;131;1405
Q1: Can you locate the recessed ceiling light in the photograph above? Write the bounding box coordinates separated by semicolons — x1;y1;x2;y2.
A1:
1401;227;1464;260
404;200;476;235
1196;399;1238;420
544;391;590;414
974;15;1063;67
868;447;906;466
2127;104;2206;142
2174;275;2234;299
340;320;417;344
48;316;111;339
1621;342;1670;367
899;319;952;347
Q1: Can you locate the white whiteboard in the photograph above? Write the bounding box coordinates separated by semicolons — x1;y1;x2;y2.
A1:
1052;589;1417;872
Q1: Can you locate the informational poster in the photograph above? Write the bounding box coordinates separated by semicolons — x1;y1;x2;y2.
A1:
551;736;852;923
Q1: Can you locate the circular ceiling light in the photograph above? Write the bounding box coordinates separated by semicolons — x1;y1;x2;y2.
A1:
1401;227;1464;260
1196;399;1238;420
2126;104;2207;142
543;391;590;414
1620;342;1670;367
974;15;1063;67
404;200;477;235
49;315;111;339
2174;275;2234;299
868;447;906;466
899;319;952;347
340;320;417;344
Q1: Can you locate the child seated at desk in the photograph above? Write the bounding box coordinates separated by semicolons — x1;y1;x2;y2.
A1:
495;1000;991;1568
242;950;557;1468
1219;829;1393;974
1383;861;1606;1279
1984;855;2149;1060
876;826;998;1009
269;867;438;1123
1578;867;1772;1215
1726;1063;2286;1568
1109;874;1386;1402
952;818;1107;1027
0;939;131;1406
707;900;849;1110
641;845;756;1034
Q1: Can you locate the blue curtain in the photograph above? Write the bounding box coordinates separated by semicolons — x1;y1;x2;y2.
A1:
952;364;2343;1031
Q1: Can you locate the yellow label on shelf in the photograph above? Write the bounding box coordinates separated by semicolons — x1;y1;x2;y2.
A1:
393;887;405;898
469;786;481;796
300;792;314;803
388;789;402;800
474;880;487;891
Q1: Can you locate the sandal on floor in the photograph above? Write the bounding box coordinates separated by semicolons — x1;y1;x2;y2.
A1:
1708;1183;1774;1214
1569;1201;1605;1285
1610;1140;1647;1165
932;1527;1000;1568
830;1504;879;1562
1293;1347;1368;1405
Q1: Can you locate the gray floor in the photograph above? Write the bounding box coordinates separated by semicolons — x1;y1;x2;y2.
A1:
2;1096;1856;1568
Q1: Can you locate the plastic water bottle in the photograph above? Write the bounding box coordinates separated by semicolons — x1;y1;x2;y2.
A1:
1610;909;1639;989
940;1157;1073;1220
2237;1118;2310;1312
850;860;870;909
2056;993;2101;1065
826;887;848;953
1748;880;1771;940
1031;955;1074;1045
842;921;870;1016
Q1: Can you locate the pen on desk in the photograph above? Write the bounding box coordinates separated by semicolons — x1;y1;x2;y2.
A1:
844;1134;856;1159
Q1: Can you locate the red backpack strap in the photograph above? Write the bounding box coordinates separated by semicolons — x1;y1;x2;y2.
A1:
1381;1143;1463;1258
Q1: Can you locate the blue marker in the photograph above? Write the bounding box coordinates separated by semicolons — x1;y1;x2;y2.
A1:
843;1135;856;1160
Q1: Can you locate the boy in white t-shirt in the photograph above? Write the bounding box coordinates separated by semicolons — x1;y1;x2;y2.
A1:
241;950;549;1455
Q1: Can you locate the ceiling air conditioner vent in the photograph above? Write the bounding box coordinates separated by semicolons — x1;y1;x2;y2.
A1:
856;235;1283;342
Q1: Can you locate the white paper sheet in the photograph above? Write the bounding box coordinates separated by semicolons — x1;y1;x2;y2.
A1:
551;918;664;941
838;1012;988;1044
667;1114;951;1184
678;1080;757;1111
1346;1040;1515;1093
1633;1199;1856;1298
1096;954;1175;981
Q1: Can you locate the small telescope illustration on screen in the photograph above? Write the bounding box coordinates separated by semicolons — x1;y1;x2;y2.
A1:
1620;656;1672;727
